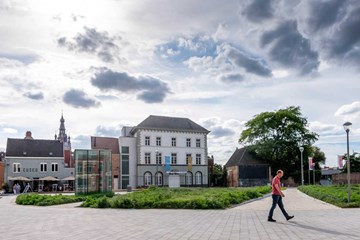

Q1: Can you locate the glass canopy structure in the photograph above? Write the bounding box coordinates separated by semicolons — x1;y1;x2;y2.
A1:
74;149;112;194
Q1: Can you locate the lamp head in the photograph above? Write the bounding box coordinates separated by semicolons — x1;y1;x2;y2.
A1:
299;146;304;152
343;122;352;132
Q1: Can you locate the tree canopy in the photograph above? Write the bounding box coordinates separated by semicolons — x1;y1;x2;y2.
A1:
239;106;319;179
342;153;360;173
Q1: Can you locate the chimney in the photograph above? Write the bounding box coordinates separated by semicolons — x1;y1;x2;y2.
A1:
24;131;33;139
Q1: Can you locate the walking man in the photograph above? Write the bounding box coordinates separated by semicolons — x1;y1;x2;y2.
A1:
268;169;294;222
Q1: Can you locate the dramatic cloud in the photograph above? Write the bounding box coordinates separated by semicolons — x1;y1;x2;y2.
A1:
335;102;360;117
23;91;44;100
242;0;274;23
185;43;272;81
261;20;320;75
91;68;170;103
221;44;272;77
63;89;100;109
218;73;244;83
307;0;346;33
57;27;119;62
325;6;360;65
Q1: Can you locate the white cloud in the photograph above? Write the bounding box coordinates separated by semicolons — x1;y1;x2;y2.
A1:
185;56;214;72
335;101;360;118
309;121;343;136
3;128;18;134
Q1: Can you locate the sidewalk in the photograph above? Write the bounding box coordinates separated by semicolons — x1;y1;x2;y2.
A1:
0;188;359;240
233;187;339;211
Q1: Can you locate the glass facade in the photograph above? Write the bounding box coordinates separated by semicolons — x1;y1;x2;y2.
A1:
75;149;112;195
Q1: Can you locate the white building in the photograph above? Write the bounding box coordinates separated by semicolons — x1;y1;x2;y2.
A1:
119;115;210;188
4;115;74;192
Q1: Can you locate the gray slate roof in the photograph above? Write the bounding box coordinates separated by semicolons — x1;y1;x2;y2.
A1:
321;168;342;175
6;138;64;157
225;147;268;167
131;115;210;133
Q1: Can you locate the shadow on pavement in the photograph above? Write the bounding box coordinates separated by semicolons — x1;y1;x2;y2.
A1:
284;221;358;238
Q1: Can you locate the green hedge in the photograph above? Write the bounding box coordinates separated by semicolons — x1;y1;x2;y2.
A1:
15;187;271;209
16;191;114;206
298;184;360;208
81;186;271;209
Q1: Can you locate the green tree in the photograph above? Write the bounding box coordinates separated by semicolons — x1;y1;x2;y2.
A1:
239;106;318;180
342;153;360;173
310;146;326;169
211;163;225;186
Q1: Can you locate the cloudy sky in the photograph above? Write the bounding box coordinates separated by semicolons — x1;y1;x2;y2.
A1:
1;0;360;167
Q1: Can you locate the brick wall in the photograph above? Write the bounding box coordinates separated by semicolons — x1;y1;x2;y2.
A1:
332;173;360;184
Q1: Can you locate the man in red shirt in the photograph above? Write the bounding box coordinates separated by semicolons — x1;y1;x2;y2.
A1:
268;169;294;222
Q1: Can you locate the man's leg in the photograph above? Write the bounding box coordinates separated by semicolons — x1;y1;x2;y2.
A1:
277;197;294;220
268;195;279;221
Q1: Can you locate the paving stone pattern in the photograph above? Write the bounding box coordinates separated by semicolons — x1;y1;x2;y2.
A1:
0;188;359;240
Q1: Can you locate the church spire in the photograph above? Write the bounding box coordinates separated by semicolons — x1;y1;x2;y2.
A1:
58;113;67;143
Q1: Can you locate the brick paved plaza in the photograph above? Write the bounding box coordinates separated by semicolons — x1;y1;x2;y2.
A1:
0;188;359;240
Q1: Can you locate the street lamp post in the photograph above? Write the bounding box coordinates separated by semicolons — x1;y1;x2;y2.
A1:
299;146;304;185
343;121;352;203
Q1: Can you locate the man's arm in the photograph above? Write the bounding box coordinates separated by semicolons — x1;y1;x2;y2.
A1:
275;183;285;197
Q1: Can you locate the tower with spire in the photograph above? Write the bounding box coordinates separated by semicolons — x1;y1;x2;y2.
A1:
57;114;68;143
56;113;72;167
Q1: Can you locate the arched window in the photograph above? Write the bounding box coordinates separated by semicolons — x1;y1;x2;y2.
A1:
195;171;202;185
185;171;193;186
155;172;163;186
144;172;152;186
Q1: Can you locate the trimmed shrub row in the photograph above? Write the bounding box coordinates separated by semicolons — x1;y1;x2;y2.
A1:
298;184;360;208
16;191;114;206
16;187;271;209
81;186;271;209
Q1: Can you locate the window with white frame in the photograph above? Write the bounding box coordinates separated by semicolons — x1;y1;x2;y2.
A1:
196;139;201;147
144;172;152;186
196;154;201;164
186;154;192;164
171;137;176;147
186;138;191;147
145;136;150;146
156;152;162;164
40;163;47;172
195;172;202;185
51;163;58;172
156;137;161;146
13;163;21;173
171;153;177;164
145;152;151;164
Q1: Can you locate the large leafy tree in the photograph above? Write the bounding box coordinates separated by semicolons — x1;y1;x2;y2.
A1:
239;106;318;179
342;153;360;173
311;146;326;169
211;163;226;186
